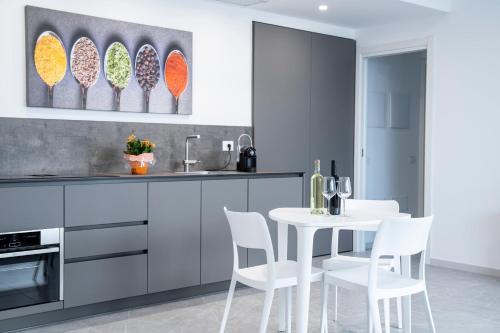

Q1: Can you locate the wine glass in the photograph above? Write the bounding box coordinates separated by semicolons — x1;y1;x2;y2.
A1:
337;177;352;216
322;177;337;216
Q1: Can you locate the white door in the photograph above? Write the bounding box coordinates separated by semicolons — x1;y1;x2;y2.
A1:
364;51;426;247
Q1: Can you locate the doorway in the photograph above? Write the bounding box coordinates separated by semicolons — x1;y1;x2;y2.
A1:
356;48;428;250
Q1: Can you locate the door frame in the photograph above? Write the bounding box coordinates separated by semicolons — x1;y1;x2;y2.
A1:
353;37;434;251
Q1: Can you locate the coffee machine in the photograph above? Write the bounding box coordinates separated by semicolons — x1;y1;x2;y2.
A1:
236;134;256;172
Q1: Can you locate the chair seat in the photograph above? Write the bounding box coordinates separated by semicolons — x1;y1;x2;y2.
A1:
236;260;323;290
323;254;394;271
324;265;425;299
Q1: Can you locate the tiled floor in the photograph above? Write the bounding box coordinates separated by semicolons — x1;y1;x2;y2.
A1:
18;257;500;333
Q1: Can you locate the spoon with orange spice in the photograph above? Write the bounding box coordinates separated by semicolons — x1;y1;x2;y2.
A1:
34;31;67;108
164;50;188;114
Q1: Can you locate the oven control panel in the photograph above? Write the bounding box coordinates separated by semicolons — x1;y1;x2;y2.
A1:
0;231;41;251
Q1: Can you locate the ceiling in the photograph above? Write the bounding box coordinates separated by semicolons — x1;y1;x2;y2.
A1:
213;0;451;29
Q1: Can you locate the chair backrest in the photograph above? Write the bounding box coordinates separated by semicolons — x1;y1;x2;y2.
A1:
224;207;275;273
371;216;433;257
368;216;433;290
330;199;400;255
345;199;399;213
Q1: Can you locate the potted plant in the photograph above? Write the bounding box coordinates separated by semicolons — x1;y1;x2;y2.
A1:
124;132;156;175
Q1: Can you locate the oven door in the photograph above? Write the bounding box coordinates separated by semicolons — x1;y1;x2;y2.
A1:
0;247;60;311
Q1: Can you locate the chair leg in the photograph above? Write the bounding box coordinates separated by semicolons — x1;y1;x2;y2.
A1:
259;289;275;333
219;279;236;333
367;298;373;333
286;287;292;333
393;257;403;329
383;299;390;333
423;290;436;333
333;286;338;321
396;297;402;328
369;297;383;333
320;278;329;333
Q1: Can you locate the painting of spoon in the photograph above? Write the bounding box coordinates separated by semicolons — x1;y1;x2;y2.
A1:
164;50;189;114
34;31;67;108
104;42;132;111
135;44;160;113
70;37;100;109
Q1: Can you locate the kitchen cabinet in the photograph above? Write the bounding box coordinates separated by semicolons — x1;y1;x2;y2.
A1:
247;177;303;266
253;23;311;194
148;181;201;293
310;33;356;253
201;179;248;284
0;186;63;233
64;254;147;308
65;225;147;259
253;22;355;255
65;183;147;227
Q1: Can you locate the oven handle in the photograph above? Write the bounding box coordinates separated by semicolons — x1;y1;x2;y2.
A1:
0;246;59;259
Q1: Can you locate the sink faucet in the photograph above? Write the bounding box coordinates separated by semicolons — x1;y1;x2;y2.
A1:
183;135;200;172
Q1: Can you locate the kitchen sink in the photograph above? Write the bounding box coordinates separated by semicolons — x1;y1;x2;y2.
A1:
175;170;210;175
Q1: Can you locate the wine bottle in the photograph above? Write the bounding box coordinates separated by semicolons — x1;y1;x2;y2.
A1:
329;160;341;215
310;160;324;214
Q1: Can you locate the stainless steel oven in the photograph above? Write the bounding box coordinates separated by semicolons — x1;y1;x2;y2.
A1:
0;228;63;312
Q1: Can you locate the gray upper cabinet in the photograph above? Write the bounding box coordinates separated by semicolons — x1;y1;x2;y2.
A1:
253;22;311;177
201;179;248;284
247;177;303;266
65;183;147;227
148;181;201;293
0;186;63;233
253;22;355;255
310;33;356;255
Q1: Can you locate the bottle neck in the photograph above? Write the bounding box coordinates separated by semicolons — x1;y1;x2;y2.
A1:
314;161;320;174
331;160;337;176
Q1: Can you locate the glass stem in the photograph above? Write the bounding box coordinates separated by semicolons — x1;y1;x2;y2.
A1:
342;198;346;216
327;198;331;215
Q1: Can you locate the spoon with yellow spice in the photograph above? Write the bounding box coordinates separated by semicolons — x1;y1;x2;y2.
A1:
34;31;67;108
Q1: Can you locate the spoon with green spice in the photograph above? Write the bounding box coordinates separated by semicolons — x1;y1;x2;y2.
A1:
104;42;132;111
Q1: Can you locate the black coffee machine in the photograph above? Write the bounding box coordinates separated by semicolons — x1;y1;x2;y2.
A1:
237;134;257;172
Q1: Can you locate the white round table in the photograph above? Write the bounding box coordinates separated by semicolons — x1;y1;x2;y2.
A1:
269;207;412;333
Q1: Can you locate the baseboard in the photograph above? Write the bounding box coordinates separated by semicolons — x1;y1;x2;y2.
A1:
430;258;500;278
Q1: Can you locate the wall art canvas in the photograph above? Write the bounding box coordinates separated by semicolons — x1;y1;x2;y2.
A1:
25;6;193;114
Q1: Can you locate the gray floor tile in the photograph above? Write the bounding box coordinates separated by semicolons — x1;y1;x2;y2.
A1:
17;256;500;332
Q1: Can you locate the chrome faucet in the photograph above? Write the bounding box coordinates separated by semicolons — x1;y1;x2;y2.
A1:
183;135;200;172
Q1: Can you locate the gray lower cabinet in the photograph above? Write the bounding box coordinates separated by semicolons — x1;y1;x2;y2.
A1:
201;179;248;284
148;181;201;293
64;254;147;308
0;186;63;233
248;177;303;266
65;183;147;227
65;225;148;259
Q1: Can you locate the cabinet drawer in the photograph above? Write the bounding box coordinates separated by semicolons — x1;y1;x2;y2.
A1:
65;225;147;259
64;254;147;308
0;186;63;233
65;183;147;227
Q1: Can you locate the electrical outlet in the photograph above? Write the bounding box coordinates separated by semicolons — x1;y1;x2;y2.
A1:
222;140;234;151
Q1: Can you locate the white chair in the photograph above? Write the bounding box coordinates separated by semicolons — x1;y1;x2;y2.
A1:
220;207;323;333
323;199;403;328
321;216;436;333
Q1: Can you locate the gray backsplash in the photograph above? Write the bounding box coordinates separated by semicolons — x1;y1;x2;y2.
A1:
0;118;251;176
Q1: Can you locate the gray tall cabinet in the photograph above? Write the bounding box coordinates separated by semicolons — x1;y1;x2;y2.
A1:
253;22;356;255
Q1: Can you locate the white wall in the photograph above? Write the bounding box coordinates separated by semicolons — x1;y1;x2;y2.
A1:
0;0;354;126
357;0;500;270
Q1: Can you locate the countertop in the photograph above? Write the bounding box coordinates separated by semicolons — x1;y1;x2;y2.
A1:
0;170;304;184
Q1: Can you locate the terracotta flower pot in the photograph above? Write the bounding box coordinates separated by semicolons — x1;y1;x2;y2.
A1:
124;153;154;175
